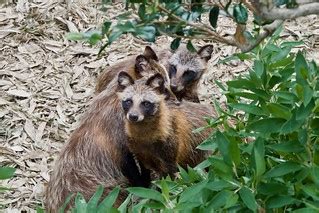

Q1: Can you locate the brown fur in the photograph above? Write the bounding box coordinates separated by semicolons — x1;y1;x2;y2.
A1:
45;54;167;212
118;74;216;177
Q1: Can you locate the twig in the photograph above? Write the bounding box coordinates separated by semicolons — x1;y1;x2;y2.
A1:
156;4;236;46
238;20;284;52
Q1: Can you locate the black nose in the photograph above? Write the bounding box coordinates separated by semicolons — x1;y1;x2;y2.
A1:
129;114;139;122
171;84;177;92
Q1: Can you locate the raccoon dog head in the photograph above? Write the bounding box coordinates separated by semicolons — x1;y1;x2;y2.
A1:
117;72;166;123
168;44;214;93
134;46;168;80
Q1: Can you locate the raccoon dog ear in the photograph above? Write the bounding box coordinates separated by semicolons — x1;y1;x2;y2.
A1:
146;73;165;94
135;55;150;74
197;44;214;62
143;46;159;61
118;71;134;89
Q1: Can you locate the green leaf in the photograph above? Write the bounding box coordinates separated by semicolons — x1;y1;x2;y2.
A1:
273;91;298;102
138;4;146;20
160;179;169;200
254;60;264;78
247;118;286;134
266;103;292;120
296;99;315;121
227;79;256;90
219;53;253;63
206;180;235;191
252;138;266;177
268;140;304;153
264;162;302;178
208;157;233;180
36;206;45;213
269;55;294;69
127;187;164;203
116;21;135;32
108;30;123;44
310;166;319;185
270;46;291;63
239;187;258;211
206;190;233;210
143;201;166;209
295;51;309;86
281;40;304;48
118;194;132;213
0;167;15;180
302;184;319;200
178;165;189;181
87;186;104;212
0;186;11;192
74;193;87;213
66;32;85;41
230;103;266;116
216;131;240;166
134;26;156;42
197;137;218;151
179;180;207;203
298;128;308;145
281;113;304;134
97;187;120;213
88;33;102;45
209;6;219;28
233;4;248;24
303;85;313;106
132;199;147;213
258;182;288;195
102;21;112;35
214;80;226;91
175;202;202;210
231;92;259;101
170;38;181;51
293;208;318;213
186;40;196;52
267;195;296;208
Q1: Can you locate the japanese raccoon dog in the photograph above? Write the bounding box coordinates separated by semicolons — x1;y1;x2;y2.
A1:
117;71;215;177
96;44;214;102
45;50;170;212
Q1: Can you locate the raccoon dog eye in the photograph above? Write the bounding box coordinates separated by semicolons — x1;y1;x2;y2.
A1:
122;99;132;111
169;64;177;78
183;70;197;84
141;101;153;109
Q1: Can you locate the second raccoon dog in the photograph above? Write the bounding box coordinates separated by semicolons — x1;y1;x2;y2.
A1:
117;72;215;177
168;44;214;102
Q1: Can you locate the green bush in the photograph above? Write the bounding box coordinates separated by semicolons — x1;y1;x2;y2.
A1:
61;34;319;212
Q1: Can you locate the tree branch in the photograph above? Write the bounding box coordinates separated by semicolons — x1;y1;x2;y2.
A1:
256;2;319;21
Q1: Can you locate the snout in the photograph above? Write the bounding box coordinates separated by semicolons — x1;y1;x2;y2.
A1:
127;113;144;122
170;83;178;92
170;83;183;93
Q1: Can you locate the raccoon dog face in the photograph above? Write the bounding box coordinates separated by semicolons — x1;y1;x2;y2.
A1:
168;45;214;93
117;72;166;123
